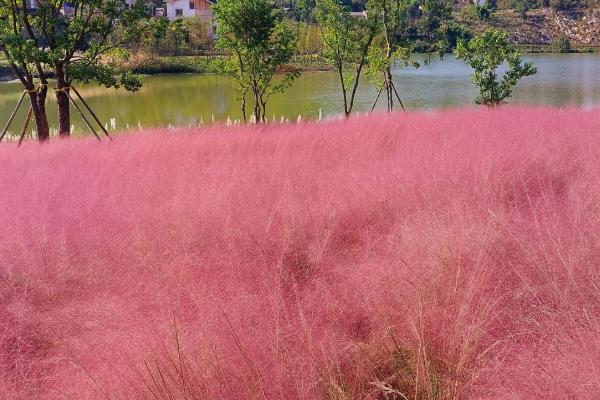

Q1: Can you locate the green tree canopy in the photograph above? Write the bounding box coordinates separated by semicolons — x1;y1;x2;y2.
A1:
0;0;144;140
455;28;536;106
213;0;299;123
367;0;419;112
315;0;380;117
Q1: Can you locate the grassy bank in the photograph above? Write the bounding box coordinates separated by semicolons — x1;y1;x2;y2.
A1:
515;44;598;53
126;49;596;77
128;53;331;75
2;108;600;399
0;53;330;80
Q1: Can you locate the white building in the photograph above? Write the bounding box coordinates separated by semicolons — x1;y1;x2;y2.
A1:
165;0;216;38
166;0;214;20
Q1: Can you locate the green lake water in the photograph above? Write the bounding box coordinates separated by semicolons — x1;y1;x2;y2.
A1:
0;53;599;135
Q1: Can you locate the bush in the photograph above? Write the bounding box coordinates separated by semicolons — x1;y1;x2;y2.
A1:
296;22;324;54
455;29;537;106
513;0;538;18
549;0;577;9
459;4;480;20
2;109;600;399
117;17;214;57
553;34;572;52
477;1;496;19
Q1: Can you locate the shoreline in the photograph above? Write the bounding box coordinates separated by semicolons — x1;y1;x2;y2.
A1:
126;50;597;75
2;49;597;82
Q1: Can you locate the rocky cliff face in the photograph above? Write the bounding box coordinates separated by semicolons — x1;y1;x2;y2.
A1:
465;7;600;47
551;8;600;45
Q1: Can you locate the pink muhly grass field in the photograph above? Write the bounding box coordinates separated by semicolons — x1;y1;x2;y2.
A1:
1;107;600;399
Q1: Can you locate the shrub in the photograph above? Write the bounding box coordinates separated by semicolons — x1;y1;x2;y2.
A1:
553;33;572;52
513;0;538;18
549;0;577;9
1;108;600;399
455;29;537;106
460;4;481;20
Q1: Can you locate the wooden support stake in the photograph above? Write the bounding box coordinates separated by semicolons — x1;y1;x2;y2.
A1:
391;82;406;112
71;86;111;140
64;90;101;140
0;91;27;143
371;86;383;113
17;106;33;146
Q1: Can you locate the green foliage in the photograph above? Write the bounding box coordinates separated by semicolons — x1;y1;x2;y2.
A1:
169;19;191;53
315;0;380;115
476;3;492;19
549;0;578;10
367;0;421;111
459;1;494;21
512;0;538;19
213;0;300;122
459;4;480;20
121;17;212;56
441;21;473;52
553;34;571;53
0;0;147;138
413;0;462;55
129;17;170;47
454;28;537;106
316;0;380;77
69;62;143;91
367;41;418;91
297;0;317;21
296;22;324;54
0;0;145;89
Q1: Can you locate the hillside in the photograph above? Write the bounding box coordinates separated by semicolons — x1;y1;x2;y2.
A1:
2;108;600;399
462;6;600;47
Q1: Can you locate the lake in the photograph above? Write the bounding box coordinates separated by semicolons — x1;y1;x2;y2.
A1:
0;53;599;136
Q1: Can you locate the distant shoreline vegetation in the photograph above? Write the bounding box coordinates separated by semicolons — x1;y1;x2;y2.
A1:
2;47;597;83
127;46;594;76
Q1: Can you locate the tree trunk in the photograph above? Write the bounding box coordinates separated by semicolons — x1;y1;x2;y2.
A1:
385;67;393;112
260;96;267;123
241;92;247;123
252;84;261;123
55;65;71;137
28;87;50;141
337;64;350;118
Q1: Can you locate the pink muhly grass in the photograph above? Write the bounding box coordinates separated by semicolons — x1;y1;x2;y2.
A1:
1;106;600;399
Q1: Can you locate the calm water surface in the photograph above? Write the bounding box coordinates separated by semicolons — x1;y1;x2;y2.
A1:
0;54;598;135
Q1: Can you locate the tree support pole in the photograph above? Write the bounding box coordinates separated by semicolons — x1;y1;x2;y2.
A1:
390;81;406;112
371;86;384;113
70;85;111;140
0;91;27;143
17;106;33;146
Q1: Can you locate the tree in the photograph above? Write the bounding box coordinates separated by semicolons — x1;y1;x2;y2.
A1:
550;0;577;10
213;0;300;123
297;0;317;21
0;1;51;140
512;0;537;19
167;19;191;56
367;0;417;112
454;29;536;106
415;0;454;54
44;1;143;137
553;34;571;53
316;0;380;117
0;0;143;140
